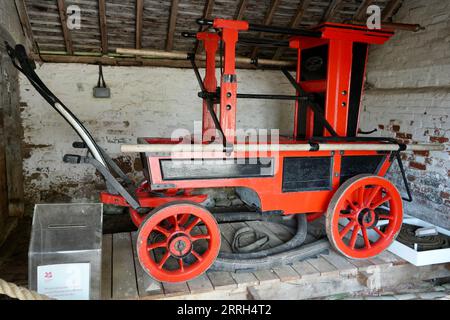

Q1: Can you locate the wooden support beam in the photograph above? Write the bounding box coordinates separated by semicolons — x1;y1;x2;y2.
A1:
353;0;376;20
166;0;179;51
98;0;108;54
14;0;36;52
56;0;74;55
250;0;281;59
382;0;403;21
272;0;312;60
234;0;249;20
135;0;144;49
194;0;215;54
322;0;344;22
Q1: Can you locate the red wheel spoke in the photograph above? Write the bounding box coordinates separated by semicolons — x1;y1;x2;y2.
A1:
361;227;371;249
147;241;166;251
191;234;211;241
373;227;386;238
339;221;356;239
170;214;179;231
154;225;171;238
191;250;203;262
378;214;394;220
185;217;201;233
366;186;381;208
345;199;358;212
178;259;184;272
349;225;360;249
157;252;170;269
357;187;365;207
371;196;391;210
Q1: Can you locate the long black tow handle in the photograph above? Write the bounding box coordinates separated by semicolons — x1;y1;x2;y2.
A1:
5;42;142;210
196;18;323;38
5;43;107;167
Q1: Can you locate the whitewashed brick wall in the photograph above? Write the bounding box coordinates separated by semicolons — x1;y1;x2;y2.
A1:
360;0;450;227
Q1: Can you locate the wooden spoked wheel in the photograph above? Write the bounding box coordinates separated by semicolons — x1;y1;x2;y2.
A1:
326;174;403;259
136;202;221;283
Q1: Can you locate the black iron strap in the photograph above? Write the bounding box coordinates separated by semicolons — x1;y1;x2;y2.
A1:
188;54;228;149
282;69;339;137
196;18;322;38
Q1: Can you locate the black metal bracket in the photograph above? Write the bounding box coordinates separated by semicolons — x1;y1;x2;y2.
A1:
63;154;142;210
394;151;413;202
72;141;134;187
188;53;230;150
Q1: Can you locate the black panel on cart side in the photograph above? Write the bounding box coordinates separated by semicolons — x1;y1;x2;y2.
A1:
340;155;386;184
282;157;332;192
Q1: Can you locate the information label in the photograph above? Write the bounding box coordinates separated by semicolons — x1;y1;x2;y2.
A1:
37;263;90;300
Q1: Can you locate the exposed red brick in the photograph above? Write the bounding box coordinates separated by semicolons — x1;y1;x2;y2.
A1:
413;150;430;157
396;132;413;139
430;136;449;143
407;175;416;182
441;192;450;200
409;161;426;170
392;125;400;132
378;124;385;130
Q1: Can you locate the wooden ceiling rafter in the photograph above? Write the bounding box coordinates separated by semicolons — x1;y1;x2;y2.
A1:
321;0;344;22
194;0;215;54
98;0;108;54
135;0;144;49
235;0;249;20
14;0;37;52
250;0;282;59
56;0;74;55
166;0;179;51
353;0;376;21
382;0;403;21
272;0;312;60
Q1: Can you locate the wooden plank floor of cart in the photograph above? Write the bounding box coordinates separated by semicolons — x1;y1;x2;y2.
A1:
101;221;450;300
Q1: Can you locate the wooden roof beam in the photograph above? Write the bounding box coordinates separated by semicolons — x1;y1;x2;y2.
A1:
136;0;144;49
235;0;249;20
14;0;36;52
382;0;403;21
57;0;74;55
166;0;179;51
250;0;281;59
322;0;344;22
98;0;108;54
353;0;376;20
194;0;215;54
272;0;312;60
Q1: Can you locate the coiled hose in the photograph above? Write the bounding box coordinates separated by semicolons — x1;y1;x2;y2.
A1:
210;214;330;272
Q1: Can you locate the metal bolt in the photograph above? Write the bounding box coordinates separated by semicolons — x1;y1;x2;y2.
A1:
227;92;232;98
226;105;232;110
342;102;347;107
335;172;340;177
342;90;347;95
